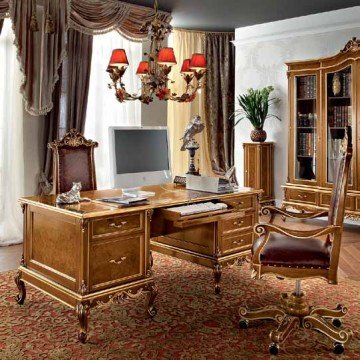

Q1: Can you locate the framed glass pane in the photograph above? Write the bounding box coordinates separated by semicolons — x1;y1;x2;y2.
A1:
295;75;317;181
326;66;353;184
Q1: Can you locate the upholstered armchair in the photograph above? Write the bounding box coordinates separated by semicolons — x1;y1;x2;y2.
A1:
239;127;353;355
48;129;98;194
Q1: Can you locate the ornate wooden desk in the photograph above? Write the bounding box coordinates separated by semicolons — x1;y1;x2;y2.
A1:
17;184;260;342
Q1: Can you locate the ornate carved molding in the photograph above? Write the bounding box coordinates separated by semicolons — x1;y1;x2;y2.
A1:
20;203;26;214
224;255;250;268
20;254;25;267
80;219;90;233
79;280;88;295
344;213;360;222
340;37;360;54
95;286;147;309
48;129;98;149
146;209;154;222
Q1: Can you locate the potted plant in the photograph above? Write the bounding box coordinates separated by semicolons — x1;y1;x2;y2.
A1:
231;86;280;142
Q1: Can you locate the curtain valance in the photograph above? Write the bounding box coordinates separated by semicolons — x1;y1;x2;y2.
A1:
1;0;172;115
70;0;171;41
0;0;9;18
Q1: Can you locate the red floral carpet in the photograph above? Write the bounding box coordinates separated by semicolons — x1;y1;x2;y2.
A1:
0;253;359;359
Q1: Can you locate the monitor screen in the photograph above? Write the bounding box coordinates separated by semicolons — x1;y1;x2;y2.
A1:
114;129;170;175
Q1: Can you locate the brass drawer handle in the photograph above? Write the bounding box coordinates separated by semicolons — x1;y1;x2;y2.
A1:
297;194;307;199
232;239;244;245
109;221;127;229
233;220;244;226
109;257;127;265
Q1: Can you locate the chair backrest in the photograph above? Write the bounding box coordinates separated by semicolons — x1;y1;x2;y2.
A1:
49;129;98;194
328;126;353;227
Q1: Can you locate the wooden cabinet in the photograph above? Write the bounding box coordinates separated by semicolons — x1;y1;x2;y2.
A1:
283;38;360;219
243;142;274;205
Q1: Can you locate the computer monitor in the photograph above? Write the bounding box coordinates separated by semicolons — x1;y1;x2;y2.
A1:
109;126;172;188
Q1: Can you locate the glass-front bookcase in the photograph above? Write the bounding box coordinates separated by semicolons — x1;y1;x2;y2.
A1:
326;66;353;185
284;38;360;220
295;75;317;181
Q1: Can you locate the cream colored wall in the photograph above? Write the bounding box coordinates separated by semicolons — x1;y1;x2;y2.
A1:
234;6;360;204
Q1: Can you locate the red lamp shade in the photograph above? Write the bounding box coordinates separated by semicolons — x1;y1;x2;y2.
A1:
157;47;177;66
136;61;149;75
189;53;206;70
109;49;129;67
180;59;193;74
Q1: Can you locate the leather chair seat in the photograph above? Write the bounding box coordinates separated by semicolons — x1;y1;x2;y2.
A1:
252;233;331;269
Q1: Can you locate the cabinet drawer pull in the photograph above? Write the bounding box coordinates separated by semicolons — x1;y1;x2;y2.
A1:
297;194;307;199
233;220;244;226
109;221;127;229
109;257;127;265
232;239;244;245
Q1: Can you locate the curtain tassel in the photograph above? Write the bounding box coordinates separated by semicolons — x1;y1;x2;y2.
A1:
30;0;39;32
45;13;55;34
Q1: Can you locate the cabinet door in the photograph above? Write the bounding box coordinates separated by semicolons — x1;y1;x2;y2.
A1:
290;72;320;184
323;61;356;189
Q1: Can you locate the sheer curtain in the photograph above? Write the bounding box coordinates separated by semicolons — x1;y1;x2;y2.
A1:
167;29;213;177
0;19;24;246
85;31;142;189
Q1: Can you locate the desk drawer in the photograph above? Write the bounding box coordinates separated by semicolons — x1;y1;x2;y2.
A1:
92;212;144;237
220;213;254;236
289;189;316;204
221;232;253;254
89;234;144;291
320;193;353;210
155;223;215;256
222;195;254;210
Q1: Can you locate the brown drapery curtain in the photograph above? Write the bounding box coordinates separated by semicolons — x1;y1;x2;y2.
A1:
40;29;93;194
204;32;235;176
0;19;3;33
1;0;171;116
0;0;8;18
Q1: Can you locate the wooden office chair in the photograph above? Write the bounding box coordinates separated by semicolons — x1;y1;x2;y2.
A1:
49;129;98;194
239;126;353;355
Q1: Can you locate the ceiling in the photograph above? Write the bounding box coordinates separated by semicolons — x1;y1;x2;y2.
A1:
126;0;360;31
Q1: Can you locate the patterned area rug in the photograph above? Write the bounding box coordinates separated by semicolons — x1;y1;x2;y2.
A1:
0;253;359;359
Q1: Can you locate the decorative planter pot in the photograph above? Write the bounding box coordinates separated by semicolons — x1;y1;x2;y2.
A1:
250;129;267;142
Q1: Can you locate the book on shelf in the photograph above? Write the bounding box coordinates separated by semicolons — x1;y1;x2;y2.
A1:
298;133;315;156
341;72;351;97
328;106;351;127
297;113;316;127
298;76;316;99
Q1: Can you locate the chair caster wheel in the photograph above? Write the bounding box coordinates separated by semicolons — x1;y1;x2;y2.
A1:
333;343;344;355
332;319;342;328
269;343;279;355
239;319;249;329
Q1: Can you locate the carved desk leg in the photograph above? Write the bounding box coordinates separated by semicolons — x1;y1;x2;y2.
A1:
15;270;26;305
213;263;222;295
145;282;158;318
76;302;90;343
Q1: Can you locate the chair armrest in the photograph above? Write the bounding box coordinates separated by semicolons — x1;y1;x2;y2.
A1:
254;223;340;239
261;206;328;220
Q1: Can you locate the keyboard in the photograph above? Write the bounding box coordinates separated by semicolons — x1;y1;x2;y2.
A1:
167;202;228;216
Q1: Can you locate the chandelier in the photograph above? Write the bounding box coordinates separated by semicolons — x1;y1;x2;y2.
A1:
106;0;206;104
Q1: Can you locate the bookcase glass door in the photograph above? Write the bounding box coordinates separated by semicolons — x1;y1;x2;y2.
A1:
295;75;317;181
326;66;353;184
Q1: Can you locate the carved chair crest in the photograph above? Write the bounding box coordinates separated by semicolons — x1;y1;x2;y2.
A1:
48;129;98;150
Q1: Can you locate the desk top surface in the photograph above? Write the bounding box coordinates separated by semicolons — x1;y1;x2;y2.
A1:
20;183;261;219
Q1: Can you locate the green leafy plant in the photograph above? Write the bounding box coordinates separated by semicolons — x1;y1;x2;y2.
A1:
231;86;280;129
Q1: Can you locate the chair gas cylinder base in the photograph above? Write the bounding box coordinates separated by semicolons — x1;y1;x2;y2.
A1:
239;280;352;355
239;127;354;356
